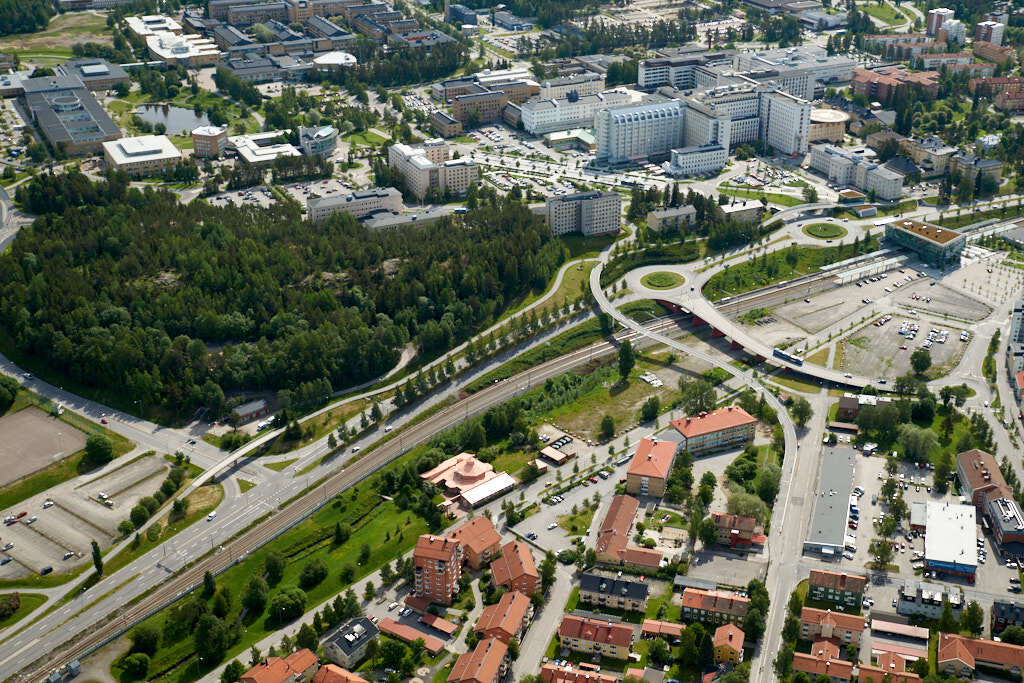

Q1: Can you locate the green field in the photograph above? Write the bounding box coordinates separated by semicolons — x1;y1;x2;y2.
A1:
0;593;46;629
0;13;110;59
719;188;802;207
802;223;847;240
860;1;905;25
640;271;685;290
344;131;388;147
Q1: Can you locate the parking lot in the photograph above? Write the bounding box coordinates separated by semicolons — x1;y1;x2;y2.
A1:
207;186;277;209
0;407;86;488
0;453;169;577
836;314;968;380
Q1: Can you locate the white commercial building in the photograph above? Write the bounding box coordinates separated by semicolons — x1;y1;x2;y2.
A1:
927;7;956;35
125;14;182;37
594;99;685;165
808;143;904;200
229;130;302;165
103;135;182;176
298;125;338;158
733;46;856;87
388;139;478;201
307;187;403;221
759;89;811;156
940;18;966;42
924;502;978;576
666;144;728;177
146;32;221;67
976;20;1005;46
520;90;632;135
545;191;621;236
538;72;606;100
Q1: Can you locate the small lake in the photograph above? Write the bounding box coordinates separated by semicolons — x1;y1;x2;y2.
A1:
134;104;210;135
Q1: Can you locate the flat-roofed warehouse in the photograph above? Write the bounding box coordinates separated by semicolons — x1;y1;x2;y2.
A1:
924;502;978;578
884;219;966;270
20;75;122;156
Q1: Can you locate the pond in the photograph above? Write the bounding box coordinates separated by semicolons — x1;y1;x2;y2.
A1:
134;104;210;135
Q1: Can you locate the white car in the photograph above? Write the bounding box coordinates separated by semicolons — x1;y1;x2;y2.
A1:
207;511;217;521
383;426;392;432
352;446;361;453
547;522;557;530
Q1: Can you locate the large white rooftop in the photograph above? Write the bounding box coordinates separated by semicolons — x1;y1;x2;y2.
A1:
103;135;181;165
228;131;301;164
461;471;517;507
924;502;977;569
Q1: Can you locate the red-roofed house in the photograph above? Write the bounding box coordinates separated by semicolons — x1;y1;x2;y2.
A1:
792;641;853;683
312;665;368;683
713;624;744;665
641;619;684;639
956;449;1011;509
447;517;501;569
595;495;663;570
241;650;319;683
808;570;867;609
711;512;765;548
474;590;533;644
413;534;463;605
540;663;617;683
681;587;750;625
670;406;756;456
377;618;445;654
449;637;509;683
858;652;920;683
938;633;1024;677
626;438;676;497
557;615;635;659
490;541;538;595
799;607;866;646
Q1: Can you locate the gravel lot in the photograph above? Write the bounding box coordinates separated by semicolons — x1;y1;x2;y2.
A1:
0;407;87;488
836;315;968;381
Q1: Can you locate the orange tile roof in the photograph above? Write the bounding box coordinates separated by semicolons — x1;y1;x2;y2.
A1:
671;405;756;439
313;665;368;683
284;649;318;674
558;615;634;648
792;641;853;682
475;591;531;641
419;613;459;635
808;569;867;594
681;588;750;619
378;618;445;654
938;633;1024;671
713;624;745;650
624;668;645;680
957;449;1009;497
449;637;508;683
712;512;760;535
627;438;676;480
491;541;538;588
448;517;501;556
858;665;920;683
540;664;617;683
241;659;291;683
596;495;639;556
876;652;908;672
620;546;663;568
641;619;684;638
414;534;461;562
1016;370;1024;390
800;607;867;633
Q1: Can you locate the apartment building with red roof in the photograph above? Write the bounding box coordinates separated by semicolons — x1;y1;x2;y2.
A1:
449;637;509;683
680;588;750;625
670;405;756;456
490;540;538;595
626;437;676;497
474;590;533;644
858;652;920;683
957;449;1010;507
595;495;663;570
413;534;463;605
713;624;744;665
540;663;617;683
241;650;319;683
447;516;501;569
808;570;867;609
792;641;853;683
799;607;867;647
711;512;765;548
557;615;635;659
938;633;1024;677
312;665;367;683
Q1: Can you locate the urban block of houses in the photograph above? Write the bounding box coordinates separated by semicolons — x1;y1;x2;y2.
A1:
540;663;617;683
858;652;921;683
378;617;445;653
807;569;866;608
626;437;677;497
799;607;866;646
792;641;854;683
449;637;510;683
312;664;368;683
322;617;378;669
993;600;1024;634
241;650;319;683
669;406;757;456
680;587;750;625
557;615;635;659
578;572;650;612
490;540;539;595
641;619;684;640
412;534;462;605
594;495;663;570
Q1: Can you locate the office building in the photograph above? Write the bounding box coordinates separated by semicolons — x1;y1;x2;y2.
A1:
733;45;856;86
976;20;1006;46
430;111;462;138
667;144;729;177
323;617;378;669
490;541;538;595
387;140;478;201
192;125;228;158
637;53;732;90
519;90;632;135
447;517;501;570
103;135;182;176
647;204;696;231
446;3;477;24
449;638;509;683
230;131;302;165
902;135;957;176
306;188;403;222
594;99;685;164
938;633;1024;677
224;54;312;83
298;125;338;158
808;144;903;200
57;59;129;91
557;616;634;659
950;151;1002;182
125;14;183;37
714;625;745;665
492;11;534;31
595;495;663;569
759;88;811;155
681;587;750;625
413;534;462;605
474;591;533;644
451;89;508;125
807;570;866;608
544;191;621;237
669;405;757;456
20;74;122;156
539;72;606;99
387;29;455;49
578;573;650;612
927;7;956;35
147;32;221;66
883;219;965;269
957;448;1011;503
626;437;676;497
924;502;977;577
227;1;289;26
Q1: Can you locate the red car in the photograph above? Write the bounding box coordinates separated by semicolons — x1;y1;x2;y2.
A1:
100;418;108;424
14;512;25;519
899;345;907;350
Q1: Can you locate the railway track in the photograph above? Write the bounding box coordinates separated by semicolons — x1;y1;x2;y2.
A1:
20;315;686;680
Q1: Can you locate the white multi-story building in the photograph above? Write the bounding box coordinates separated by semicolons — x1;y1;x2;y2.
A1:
927;7;956;35
759;89;811;156
520;90;632;135
976;20;1005;46
637;52;734;90
388;139;478;201
306;187;403;222
940;18;966;42
733;46;856;87
103;135;182;176
594;99;686;165
298;125;338;158
538;72;606;99
545;191;621;236
809;143;904;200
666;144;728;177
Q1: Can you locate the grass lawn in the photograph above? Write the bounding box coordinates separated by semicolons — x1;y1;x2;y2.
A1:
238;479;256;494
719;188;802;207
875;199;919;216
263;458;298;472
498;260;595;325
268;400;367;455
860;1;904;24
645;586;681;621
565;586;580;611
560;234;618;259
936;204;1018;229
558;505;596;535
620;300;674;323
0;592;46;629
114;482;437;683
640;271;685;290
805;347;830;366
703;236;879;301
344;130;387;147
802;223;848;240
0;13;110;55
767;370;821;394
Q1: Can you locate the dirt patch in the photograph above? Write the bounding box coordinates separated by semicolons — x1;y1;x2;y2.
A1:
835;315;968;380
0;407;87;488
0;12;111;52
77;634;129;683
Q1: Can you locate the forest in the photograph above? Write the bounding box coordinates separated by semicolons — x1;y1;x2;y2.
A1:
4;172;564;418
0;0;54;36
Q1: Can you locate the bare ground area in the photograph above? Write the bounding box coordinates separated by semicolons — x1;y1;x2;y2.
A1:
0;407;86;488
0;12;111;52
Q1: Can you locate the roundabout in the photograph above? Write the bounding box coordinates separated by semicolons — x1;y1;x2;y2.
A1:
639;271;685;290
801;222;848;240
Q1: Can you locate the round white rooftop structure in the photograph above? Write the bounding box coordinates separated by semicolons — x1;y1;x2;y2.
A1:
810;108;850;124
313;51;357;67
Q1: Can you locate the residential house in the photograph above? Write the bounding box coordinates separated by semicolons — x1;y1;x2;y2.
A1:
490;541;538;595
799;607;866;646
241;650;319;683
595;495;663;570
413;534;462;605
447;516;501;569
669;406;757;456
449;638;509;683
710;512;765;548
323;617;378;669
807;570;866;609
578;573;650;612
474;591;533;644
713;624;745;665
312;666;367;683
557;616;634;659
792;641;854;683
858;652;921;683
626;438;676;497
992;600;1024;635
681;588;750;625
938;633;1024;677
